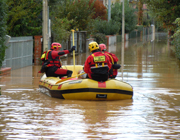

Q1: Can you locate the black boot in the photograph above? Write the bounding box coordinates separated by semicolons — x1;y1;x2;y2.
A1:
67;70;73;77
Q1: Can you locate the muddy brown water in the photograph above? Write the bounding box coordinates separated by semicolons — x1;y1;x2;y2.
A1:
0;33;180;139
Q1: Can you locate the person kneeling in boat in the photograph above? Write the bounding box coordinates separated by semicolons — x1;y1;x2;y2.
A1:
40;42;76;78
84;41;112;81
99;43;121;78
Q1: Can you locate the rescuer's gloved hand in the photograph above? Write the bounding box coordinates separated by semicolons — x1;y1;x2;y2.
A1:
69;46;76;53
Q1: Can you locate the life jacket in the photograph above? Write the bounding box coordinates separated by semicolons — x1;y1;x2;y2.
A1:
106;53;114;64
41;50;50;65
38;51;50;73
46;50;61;68
90;52;109;74
105;52;120;78
41;51;46;61
105;52;118;64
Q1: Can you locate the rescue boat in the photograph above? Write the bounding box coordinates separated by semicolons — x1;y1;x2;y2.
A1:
39;65;133;101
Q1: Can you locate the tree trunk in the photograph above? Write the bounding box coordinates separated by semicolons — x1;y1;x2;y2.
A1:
138;0;143;25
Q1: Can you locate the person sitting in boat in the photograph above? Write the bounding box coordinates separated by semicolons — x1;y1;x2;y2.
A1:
39;42;76;78
99;43;121;78
84;41;112;81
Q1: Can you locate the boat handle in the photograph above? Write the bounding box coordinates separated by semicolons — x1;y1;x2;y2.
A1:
96;94;107;98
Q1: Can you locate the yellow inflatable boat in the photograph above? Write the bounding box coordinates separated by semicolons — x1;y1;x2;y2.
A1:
39;65;133;101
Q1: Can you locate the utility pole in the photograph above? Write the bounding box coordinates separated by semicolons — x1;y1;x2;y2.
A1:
43;0;48;52
108;0;111;21
121;0;125;81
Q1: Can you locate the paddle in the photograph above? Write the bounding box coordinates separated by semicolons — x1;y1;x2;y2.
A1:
55;72;86;84
71;29;77;77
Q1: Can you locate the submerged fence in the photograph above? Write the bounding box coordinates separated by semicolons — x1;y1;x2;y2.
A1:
3;36;33;70
117;27;153;43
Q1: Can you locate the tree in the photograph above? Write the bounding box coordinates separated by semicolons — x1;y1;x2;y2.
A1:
0;0;7;68
111;0;137;34
6;0;42;37
138;0;143;25
51;17;73;42
144;0;180;30
89;0;107;20
50;0;94;42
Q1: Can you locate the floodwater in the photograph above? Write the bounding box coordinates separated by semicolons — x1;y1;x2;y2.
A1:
0;32;180;140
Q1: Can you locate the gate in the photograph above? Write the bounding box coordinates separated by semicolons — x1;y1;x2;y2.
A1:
3;36;33;70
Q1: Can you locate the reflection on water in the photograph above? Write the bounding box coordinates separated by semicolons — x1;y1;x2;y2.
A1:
0;32;180;139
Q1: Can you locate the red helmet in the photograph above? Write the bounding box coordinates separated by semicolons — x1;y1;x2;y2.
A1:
51;42;62;51
99;44;106;51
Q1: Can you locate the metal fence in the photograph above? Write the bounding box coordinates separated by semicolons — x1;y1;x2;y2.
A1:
3;36;33;70
117;27;153;43
69;31;87;53
129;27;152;39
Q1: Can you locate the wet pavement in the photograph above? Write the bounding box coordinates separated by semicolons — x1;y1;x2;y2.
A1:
0;32;180;139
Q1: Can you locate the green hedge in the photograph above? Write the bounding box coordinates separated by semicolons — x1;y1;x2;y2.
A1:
173;34;180;60
92;33;107;44
0;0;7;68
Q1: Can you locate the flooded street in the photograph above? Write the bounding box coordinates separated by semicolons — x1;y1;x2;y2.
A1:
0;33;180;139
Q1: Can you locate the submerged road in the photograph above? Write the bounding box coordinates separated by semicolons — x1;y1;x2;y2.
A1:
0;32;180;139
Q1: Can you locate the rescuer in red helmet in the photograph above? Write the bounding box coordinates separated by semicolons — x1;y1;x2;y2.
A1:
41;42;62;65
84;42;112;81
99;43;121;78
39;42;76;78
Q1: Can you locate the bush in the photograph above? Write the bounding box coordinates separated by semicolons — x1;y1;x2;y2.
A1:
135;25;143;31
92;19;120;35
92;33;107;44
172;18;180;60
173;35;180;60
